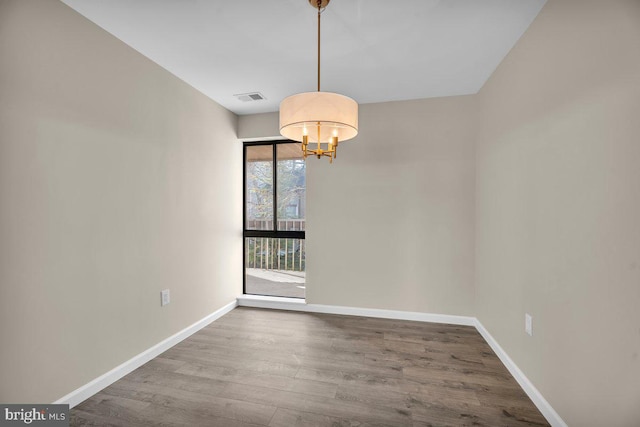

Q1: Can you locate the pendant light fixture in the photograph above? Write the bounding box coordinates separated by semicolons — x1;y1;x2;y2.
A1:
279;0;359;163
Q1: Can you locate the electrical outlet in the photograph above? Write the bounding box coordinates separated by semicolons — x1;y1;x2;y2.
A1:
161;289;170;306
525;313;533;336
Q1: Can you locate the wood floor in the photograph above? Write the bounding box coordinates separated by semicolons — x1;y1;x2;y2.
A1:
71;307;550;426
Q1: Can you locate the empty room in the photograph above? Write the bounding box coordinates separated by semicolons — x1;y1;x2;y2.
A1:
1;0;639;426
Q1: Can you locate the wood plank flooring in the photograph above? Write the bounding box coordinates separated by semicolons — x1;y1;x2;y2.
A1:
71;307;550;426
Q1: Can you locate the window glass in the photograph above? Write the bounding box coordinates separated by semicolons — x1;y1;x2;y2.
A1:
245;145;273;230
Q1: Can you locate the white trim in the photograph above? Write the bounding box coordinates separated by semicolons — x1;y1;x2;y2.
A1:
237;294;307;310
237;295;475;326
55;294;566;427
474;319;568;427
54;300;237;408
238;295;567;427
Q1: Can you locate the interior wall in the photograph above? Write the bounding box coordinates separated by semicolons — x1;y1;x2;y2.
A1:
307;98;476;315
237;112;280;141
475;0;640;425
239;96;477;316
0;0;242;403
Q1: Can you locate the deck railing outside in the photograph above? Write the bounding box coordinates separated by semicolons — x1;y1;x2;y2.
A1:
245;219;305;272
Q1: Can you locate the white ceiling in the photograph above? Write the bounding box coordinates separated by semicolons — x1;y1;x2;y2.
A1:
61;0;546;115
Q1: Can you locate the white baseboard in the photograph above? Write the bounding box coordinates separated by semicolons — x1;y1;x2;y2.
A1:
54;300;237;408
56;294;566;427
238;295;567;427
474;320;568;427
237;295;476;326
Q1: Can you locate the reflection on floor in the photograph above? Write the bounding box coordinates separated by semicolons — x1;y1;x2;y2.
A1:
245;268;305;298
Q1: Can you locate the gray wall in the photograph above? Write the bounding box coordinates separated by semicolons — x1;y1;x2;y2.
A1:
306;98;477;315
240;0;640;425
0;0;242;403
239;96;478;317
475;0;640;425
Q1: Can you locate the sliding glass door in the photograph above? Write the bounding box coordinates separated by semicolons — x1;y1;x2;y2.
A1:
244;141;306;298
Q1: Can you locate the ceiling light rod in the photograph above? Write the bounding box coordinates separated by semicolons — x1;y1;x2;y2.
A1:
313;0;325;158
316;0;324;92
279;0;359;163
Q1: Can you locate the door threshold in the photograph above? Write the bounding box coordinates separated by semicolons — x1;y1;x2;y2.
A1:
237;294;307;310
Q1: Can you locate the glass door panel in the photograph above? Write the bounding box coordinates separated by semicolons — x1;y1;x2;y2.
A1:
243;141;306;299
244;237;305;298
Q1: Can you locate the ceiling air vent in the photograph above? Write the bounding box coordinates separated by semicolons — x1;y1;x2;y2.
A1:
234;92;266;102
